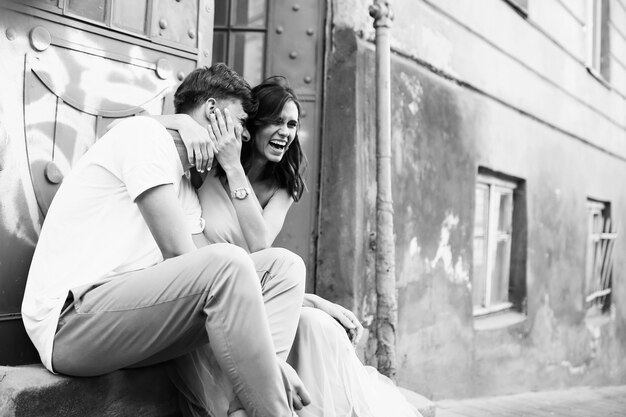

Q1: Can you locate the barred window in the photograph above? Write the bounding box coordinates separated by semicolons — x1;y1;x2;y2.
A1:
585;199;616;312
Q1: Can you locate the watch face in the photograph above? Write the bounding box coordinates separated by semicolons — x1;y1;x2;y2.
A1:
234;188;248;199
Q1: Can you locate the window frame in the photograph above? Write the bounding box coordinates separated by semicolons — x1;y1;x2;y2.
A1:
473;173;518;317
212;0;269;86
585;0;611;83
587;0;602;72
502;0;529;18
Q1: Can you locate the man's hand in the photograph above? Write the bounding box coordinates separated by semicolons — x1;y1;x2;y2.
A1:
278;359;311;411
208;108;243;173
172;114;217;173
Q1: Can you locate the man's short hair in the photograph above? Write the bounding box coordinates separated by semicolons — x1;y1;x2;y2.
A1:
173;63;256;116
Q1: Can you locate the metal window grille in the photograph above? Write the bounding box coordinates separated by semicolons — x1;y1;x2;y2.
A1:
585;200;616;312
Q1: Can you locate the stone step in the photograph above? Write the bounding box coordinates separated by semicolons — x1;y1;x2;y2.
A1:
1;364;436;417
0;365;179;417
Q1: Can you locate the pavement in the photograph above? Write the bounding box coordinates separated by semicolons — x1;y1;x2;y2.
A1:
435;385;626;417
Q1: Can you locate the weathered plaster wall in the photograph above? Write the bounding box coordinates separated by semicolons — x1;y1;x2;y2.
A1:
390;55;478;398
319;0;626;400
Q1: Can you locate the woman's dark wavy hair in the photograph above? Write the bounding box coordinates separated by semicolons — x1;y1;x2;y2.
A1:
241;76;306;201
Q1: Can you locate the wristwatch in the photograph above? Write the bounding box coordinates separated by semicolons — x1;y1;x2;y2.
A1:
231;187;251;200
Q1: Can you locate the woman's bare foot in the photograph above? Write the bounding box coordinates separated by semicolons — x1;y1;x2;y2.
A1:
227;396;248;417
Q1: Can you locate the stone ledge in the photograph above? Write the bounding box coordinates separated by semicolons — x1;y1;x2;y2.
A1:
0;364;179;417
0;365;436;417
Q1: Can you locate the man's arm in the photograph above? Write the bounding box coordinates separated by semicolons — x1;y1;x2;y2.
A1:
155;114;216;172
108;114;216;172
136;184;197;259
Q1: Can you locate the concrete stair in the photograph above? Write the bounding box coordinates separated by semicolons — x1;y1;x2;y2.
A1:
0;365;179;417
1;364;435;417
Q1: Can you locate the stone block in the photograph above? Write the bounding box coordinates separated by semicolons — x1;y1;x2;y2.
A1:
0;364;179;417
0;364;436;416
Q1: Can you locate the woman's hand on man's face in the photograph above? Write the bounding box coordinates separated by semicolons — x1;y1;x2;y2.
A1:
209;108;244;172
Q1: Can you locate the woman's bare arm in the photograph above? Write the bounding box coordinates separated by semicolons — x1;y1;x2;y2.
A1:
207;108;294;252
303;293;364;346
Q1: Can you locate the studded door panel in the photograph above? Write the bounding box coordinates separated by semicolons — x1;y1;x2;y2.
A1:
267;1;326;292
0;2;210;364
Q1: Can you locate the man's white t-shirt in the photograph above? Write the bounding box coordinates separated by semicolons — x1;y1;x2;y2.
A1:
22;117;202;372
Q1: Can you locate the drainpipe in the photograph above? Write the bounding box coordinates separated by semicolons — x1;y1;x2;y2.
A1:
368;0;397;379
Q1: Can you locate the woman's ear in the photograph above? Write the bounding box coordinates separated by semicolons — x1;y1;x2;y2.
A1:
204;98;217;119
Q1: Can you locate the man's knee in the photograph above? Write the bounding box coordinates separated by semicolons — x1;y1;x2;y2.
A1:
195;243;252;270
277;248;306;289
194;243;259;290
196;242;249;262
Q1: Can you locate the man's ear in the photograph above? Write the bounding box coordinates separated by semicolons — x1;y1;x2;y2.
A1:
204;98;217;118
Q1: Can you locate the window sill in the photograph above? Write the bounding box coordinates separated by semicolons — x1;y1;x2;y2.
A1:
586;67;612;90
474;309;526;331
502;0;529;18
584;304;613;327
473;302;513;317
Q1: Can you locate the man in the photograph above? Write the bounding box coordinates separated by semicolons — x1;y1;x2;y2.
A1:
22;64;308;417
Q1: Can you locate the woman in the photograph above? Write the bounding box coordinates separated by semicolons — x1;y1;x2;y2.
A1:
172;76;421;417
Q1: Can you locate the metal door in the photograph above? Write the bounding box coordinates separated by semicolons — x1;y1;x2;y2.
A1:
0;0;213;365
266;1;326;293
212;0;326;291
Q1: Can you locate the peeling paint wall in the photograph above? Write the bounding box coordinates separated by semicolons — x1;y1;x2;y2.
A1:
319;0;626;400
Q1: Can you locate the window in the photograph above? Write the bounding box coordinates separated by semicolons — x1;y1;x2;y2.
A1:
586;0;611;81
473;172;526;316
585;199;616;312
213;0;268;86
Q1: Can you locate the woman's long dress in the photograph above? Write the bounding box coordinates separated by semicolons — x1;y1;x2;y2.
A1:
175;173;422;417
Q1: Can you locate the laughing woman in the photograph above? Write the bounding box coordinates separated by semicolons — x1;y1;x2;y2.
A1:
170;75;421;417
